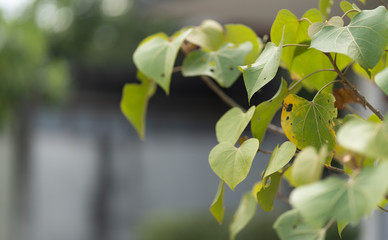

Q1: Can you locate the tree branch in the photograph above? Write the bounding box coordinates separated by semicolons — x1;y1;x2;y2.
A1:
325;53;385;120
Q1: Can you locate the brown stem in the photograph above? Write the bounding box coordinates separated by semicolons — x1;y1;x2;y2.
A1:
325;165;346;174
378;0;388;9
299;17;312;25
258;148;273;154
378;205;388;212
173;66;182;73
325;53;385;120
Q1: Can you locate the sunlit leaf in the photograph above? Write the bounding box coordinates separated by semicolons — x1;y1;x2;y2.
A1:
230;192;257;240
216;106;255;144
353;52;388;81
239;38;283;101
210;180;226;224
274;209;326;240
281;93;337;152
255;172;282;211
209;138;259;190
225;24;262;64
133;29;192;94
337;116;388;159
291;146;326;186
375;66;388;96
310;6;388;70
340;1;360;19
263;141;296;179
290;161;388;227
120;71;156;140
186;19;224;51
182;42;252;87
319;0;334;19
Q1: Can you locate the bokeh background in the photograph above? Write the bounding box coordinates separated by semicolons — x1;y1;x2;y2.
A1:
0;0;387;239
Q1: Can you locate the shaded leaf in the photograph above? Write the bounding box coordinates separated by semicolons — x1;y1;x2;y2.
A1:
255;172;282;211
263;141;296;179
281;93;337;152
133;29;192;94
353;52;388;81
210;180;226;224
182;42;252;87
310;6;388;70
120;71;156;140
319;0;334;20
225;24;262;64
333;86;365;109
216;106;255;144
230;192;257;240
290;161;388;227
274;209;326;240
209;138;259;190
240;38;283;101
375;66;388;96
337;220;348;239
186;19;224;51
291;146;326;186
337;116;388;159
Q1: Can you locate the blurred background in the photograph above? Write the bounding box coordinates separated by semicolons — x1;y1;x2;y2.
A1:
0;0;386;240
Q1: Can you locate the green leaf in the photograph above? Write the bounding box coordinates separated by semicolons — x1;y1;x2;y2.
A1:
216;106;256;144
340;1;360;20
290;161;388;227
182;42;252;87
225;24;262;64
281;93;337;152
209;138;259;190
310;6;388;70
337;220;348;239
229;192;257;240
337;116;388;159
274;209;326;240
186;19;224;51
353;52;388;81
255;172;282;211
120;71;156;140
263;141;296;179
133;29;192;94
375;66;388;96
210;180;225;224
291;146;326;186
240;38;283;101
319;0;334;19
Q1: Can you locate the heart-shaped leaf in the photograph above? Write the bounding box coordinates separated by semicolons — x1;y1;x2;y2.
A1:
210;180;225;224
133;29;192;94
209;138;259;190
230;192;257;240
274;209;326;240
290;161;388;227
186;19;224;51
310;6;388;70
120;71;156;140
182;42;252;87
263;141;296;179
281;93;337;152
254;172;282;212
216;106;255;144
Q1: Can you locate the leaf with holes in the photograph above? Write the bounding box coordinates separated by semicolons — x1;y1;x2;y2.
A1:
239;38;283;101
290;161;388;227
133;29;192;94
230;192;257;240
254;172;282;212
182;42;252;88
263;141;296;179
216;106;255;144
281;93;337;152
310;6;388;70
210;180;226;224
274;209;326;240
120;71;156;140
209;138;259;190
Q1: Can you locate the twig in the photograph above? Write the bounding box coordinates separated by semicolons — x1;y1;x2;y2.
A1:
325;53;385;120
341;9;359;19
258;148;273;154
378;0;388;9
299;17;312;25
288;69;336;92
325;165;346;174
267;124;285;135
343;61;355;76
276;192;290;205
173;66;182;73
378;205;388;212
282;44;310;48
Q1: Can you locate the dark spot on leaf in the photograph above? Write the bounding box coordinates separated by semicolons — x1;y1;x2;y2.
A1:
269;100;272;103
286;104;293;112
302;139;305;142
210;68;215;72
257;117;260;121
229;65;234;71
328;120;331;124
293;224;298;229
328;99;330;103
290;123;293;126
292;136;295;138
286;116;289;120
161;73;165;78
311;141;315;145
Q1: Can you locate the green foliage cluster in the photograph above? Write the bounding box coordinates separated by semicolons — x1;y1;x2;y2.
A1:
122;0;388;239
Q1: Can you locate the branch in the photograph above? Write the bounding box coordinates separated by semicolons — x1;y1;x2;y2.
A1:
378;0;388;9
325;165;346;174
325;53;385;120
378;205;388;212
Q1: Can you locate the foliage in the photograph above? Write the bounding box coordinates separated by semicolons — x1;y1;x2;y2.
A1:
122;0;388;239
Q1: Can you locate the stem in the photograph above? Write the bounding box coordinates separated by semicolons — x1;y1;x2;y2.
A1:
299;17;312;25
313;80;342;101
323;219;336;232
341;9;359;19
258;148;273;154
173;66;182;73
378;0;388;9
378;205;388;212
288;69;336;92
325;53;385;120
282;44;310;48
325;165;345;174
343;61;354;76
